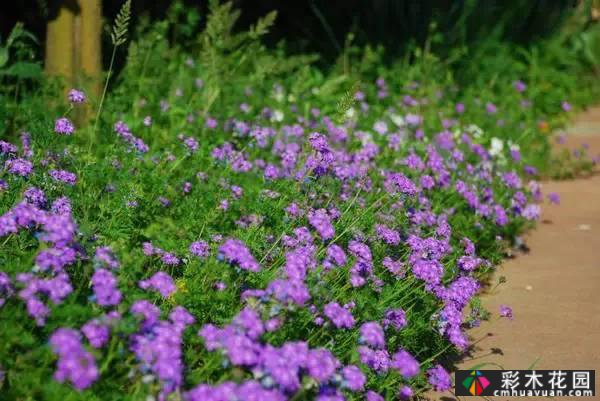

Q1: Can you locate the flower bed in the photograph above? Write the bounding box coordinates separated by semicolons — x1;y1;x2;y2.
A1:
0;4;597;401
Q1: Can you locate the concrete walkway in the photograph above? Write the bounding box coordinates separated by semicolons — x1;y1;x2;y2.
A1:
425;118;600;400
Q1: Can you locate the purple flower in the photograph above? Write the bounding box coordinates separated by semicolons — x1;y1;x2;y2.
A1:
547;192;560;205
391;349;420;378
499;304;513;319
266;279;311;306
399;385;414;400
427;364;452;391
383;308;407;330
514;80;527;92
342;365;366;391
382;256;405;277
522;204;541;220
562;101;572;112
139;271;176;297
412;259;444;286
323;244;346;269
49;169;77;185
68;89;86;104
91;269;121;306
218;239;260;272
5;158;33;176
306;348;339;383
51;197;72;215
182;136;199;153
232;307;265;340
486;102;497;114
308;209;335;240
406;113;422;126
50;328;98;390
308;132;330;153
384;172;418;195
130;300;161;328
94;247;120;270
55;118;75;135
0;140;18;154
161;252;181;266
375;224;400;245
358;346;390;372
24;187;46;207
114;121;149;153
189;240;210;258
323;302;355;329
457;255;483;272
359;322;385;348
81;319;110;348
130;314;192;395
373;121;388;135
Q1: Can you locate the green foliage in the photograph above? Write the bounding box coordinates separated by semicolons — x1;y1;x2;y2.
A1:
0;23;42;80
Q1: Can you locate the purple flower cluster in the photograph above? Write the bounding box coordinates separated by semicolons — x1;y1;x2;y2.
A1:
323;302;355;329
82;319;111;348
91;269;121;306
198;307;377;398
50;328;98;390
383;308;407;330
375;224;401;245
427;364;452;391
218;238;260;272
359;322;385;348
5;158;33;176
139;271;176;297
308;208;335;240
189;240;210;258
186;381;286;401
142;241;181;265
114;120;149;153
130;306;195;398
68;89;86;104
94;246;120;269
391;349;420;378
55;118;75;135
0;194;80;325
49;169;77;185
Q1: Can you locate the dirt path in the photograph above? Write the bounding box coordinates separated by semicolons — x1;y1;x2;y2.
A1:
426;122;600;400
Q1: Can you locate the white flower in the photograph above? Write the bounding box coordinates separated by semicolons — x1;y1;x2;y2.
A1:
466;124;483;138
271;110;284;122
390;114;406;127
508;140;520;152
273;89;285;103
345;107;356;119
489;137;504;157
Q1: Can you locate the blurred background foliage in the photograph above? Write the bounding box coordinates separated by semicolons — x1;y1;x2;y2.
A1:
0;0;596;66
2;0;600;151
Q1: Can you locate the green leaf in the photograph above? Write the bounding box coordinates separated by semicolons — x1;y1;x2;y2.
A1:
0;47;8;68
1;62;43;79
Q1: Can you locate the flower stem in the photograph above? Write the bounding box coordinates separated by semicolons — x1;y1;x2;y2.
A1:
92;45;118;144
